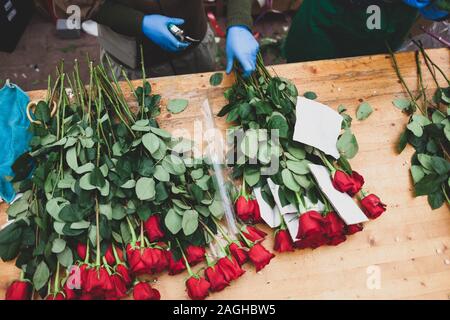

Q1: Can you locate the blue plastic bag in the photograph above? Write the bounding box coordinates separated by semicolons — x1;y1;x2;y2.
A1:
0;81;31;203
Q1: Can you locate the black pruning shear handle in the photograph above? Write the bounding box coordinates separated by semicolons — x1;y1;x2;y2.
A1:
168;23;200;43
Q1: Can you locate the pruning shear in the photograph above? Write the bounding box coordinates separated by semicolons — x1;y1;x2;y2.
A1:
168;23;200;43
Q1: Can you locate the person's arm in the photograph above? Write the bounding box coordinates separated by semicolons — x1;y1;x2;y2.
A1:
93;0;144;37
225;0;259;78
93;1;189;52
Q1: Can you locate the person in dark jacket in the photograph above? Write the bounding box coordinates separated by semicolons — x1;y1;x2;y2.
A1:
93;0;259;78
283;0;449;63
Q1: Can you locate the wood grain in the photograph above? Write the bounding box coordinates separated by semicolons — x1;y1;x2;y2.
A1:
1;48;449;300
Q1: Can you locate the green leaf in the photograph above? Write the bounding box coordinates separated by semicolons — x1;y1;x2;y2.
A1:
137;207;152;221
210;72;224;86
57;247;73;267
6;199;28;218
33;261;50;291
303;91;317;100
66;147;78;170
120;180;136;189
51;238;66;254
414;173;446;196
244;167;261;187
411;165;425;183
428;191;444;210
90;167;106;188
142;133;160;154
79;173;96;191
167;99;189;114
392;98;411;110
191;168;204;180
431;156;450;175
150;127;172;139
407;121;423;137
397;130;408;154
165;209;182;234
100;203;112;220
240;130;259;159
182;210;199;236
286;145;306;160
154;165;170;182
112;205;126;220
337;129;359;159
59;204;85;223
34;101;51;123
208;200;224;219
356;102;373;120
135;177;156;200
286;160;310;175
417;154;434;171
281;168;300;192
268;113;289;138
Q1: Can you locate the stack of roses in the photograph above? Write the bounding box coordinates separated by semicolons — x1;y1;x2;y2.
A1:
220;55;386;253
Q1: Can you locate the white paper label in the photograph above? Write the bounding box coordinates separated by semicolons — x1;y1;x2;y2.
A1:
253;188;282;228
267;178;298;215
308;164;369;225
293;97;343;159
283;213;299;242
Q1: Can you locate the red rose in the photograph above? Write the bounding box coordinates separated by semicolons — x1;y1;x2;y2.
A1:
46;293;65;300
217;256;245;282
142;248;168;274
205;265;229;292
78;263;89;290
361;194;386;219
251;199;263;223
235;196;255;221
248;243;275;272
274;229;294;252
332;171;364;196
133;282;161;300
296;211;328;249
349;171;364;196
105;274;128;300
126;243;147;275
76;243;87;261
5;280;32;300
324;212;346;246
79;293;95;300
166;250;186;275
242;225;267;243
63;281;79;300
104;245;116;266
84;266;114;297
228;242;248;265
186;276;210;300
144;215;165;242
346;223;363;235
185;245;206;265
116;264;132;287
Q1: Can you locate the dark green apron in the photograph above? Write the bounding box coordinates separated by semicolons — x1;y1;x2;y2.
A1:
283;0;419;63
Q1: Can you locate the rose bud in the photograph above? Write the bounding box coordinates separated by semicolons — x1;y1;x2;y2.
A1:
85;266;114;297
324;212;346;246
349;171;364;196
116;264;132;287
217;256;245;282
78;263;89;290
105;274;128;300
144;215;165;242
142;247;168;274
5;280;32;300
186;245;206;265
248;243;275;272
166;250;187;275
242;225;267;243
76;243;87;261
346;223;363;235
133;282;161;300
251;200;263;223
296;211;328;249
274;229;294;253
186;276;210;300
63;281;79;300
235;196;255;221
332;170;364;196
361;194;386;219
104;245;115;266
126;243;148;275
205;265;229;292
228;242;248;265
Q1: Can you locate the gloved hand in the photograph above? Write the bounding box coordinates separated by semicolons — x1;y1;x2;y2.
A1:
142;15;190;53
403;0;449;20
226;26;260;78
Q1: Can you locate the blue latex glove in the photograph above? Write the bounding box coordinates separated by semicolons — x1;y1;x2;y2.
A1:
226;26;260;78
0;82;31;203
403;0;449;20
142;15;190;53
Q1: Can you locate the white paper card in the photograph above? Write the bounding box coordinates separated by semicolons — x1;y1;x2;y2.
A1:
267;178;297;215
283;213;299;242
253;188;281;228
293;97;343;159
308;164;369;225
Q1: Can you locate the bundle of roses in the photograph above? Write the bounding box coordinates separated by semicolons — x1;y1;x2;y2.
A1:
218;55;386;252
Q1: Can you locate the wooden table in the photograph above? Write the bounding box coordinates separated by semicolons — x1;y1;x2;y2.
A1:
1;48;449;300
